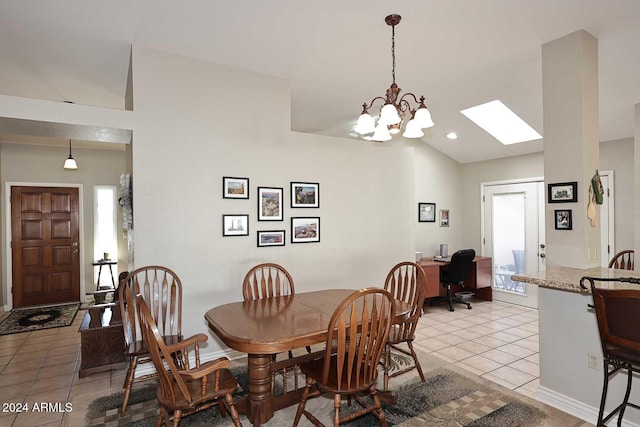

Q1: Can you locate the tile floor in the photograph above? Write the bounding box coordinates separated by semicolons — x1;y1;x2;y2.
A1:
0;298;594;427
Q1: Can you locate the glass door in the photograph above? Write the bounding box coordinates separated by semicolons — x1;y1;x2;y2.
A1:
483;181;544;308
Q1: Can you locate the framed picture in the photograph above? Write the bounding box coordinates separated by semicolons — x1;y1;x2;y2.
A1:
257;187;283;221
223;176;249;199
257;230;285;247
291;182;319;208
418;203;436;222
291;217;320;243
548;182;577;203
439;209;450;227
554;209;572;230
222;214;249;236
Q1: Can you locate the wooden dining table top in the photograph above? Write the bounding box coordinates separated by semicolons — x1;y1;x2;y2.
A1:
204;288;409;354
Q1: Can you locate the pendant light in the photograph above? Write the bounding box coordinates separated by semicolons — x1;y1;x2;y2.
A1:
63;139;78;170
355;14;434;142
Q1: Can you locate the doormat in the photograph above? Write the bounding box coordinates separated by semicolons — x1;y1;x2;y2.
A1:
0;303;80;335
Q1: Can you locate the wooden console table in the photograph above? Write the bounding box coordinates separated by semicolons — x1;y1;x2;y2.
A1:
78;305;126;377
418;256;492;301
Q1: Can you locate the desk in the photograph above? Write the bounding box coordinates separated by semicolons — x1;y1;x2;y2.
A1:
205;289;409;426
417;256;492;301
92;260;118;288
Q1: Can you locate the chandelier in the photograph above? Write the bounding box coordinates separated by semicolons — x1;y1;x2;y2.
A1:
355;14;434;142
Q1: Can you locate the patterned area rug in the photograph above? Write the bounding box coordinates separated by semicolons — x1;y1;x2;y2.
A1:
0;303;80;335
74;350;584;427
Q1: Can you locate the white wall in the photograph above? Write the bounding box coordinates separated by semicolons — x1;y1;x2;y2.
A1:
412;141;463;256
130;47;416;353
461;140;634;259
0;142;127;306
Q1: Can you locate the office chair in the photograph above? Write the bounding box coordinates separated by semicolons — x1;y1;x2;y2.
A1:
432;249;476;311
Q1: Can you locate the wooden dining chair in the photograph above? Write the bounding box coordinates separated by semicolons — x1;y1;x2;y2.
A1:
242;263;309;391
382;261;427;389
136;295;242;427
609;250;634;270
242;263;295;300
119;266;183;416
293;288;395;427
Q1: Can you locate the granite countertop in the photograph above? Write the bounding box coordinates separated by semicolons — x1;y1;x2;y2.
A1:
512;267;640;294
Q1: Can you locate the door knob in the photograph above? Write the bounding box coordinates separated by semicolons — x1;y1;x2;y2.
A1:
540;244;545;249
540;253;546;258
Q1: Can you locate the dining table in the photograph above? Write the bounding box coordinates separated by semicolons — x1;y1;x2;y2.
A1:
204;288;410;426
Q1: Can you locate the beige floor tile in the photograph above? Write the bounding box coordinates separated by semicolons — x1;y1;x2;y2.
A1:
29;373;73;394
413;337;450;352
16;343;50;354
23;334;58;345
433;345;475;362
37;362;77;380
47;344;80;357
0;333;28;344
481;373;519;390
508;358;540;377
470;335;508;349
458;354;503;374
498;342;537;359
0;413;17;427
30;328;60;337
436;333;467;346
0;341;25;355
513;337;539;351
503;326;537;338
0;380;31;401
68;376;111;399
42;352;78;367
486;330;522;343
49;337;80;349
453;340;492;355
485;365;536;387
0;355;13;366
450;328;483;341
479;348;521;365
1;358;43;374
9;349;48;363
0;370;38;387
525;353;539;364
494;317;524;327
13;409;64;427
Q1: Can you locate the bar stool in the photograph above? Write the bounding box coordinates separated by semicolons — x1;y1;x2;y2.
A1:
583;276;640;426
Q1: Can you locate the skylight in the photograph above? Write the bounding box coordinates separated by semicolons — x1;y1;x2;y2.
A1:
460;100;542;145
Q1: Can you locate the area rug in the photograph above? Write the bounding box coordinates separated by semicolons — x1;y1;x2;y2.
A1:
0;303;80;335
73;350;584;427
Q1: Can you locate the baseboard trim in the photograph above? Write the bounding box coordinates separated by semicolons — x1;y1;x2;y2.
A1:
537;385;639;427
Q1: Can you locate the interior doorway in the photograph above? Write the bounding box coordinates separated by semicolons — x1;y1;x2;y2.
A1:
482;180;545;309
9;185;82;308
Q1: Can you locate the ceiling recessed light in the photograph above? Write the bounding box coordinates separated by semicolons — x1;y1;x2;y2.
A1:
446;132;458;140
460;100;542;145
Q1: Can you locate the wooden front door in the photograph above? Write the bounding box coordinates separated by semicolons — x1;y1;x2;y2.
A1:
11;186;80;308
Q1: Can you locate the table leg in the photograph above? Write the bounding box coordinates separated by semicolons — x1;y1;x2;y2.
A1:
246;353;273;426
108;264;116;287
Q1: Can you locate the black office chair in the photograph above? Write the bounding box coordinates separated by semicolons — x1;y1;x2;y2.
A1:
432;249;476;311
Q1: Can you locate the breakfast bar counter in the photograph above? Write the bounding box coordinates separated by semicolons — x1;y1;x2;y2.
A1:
512;266;640;293
512;266;640;425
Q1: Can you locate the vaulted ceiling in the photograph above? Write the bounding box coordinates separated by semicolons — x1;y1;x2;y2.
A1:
1;1;639;162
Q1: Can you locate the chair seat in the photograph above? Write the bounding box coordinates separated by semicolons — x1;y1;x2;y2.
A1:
300;355;377;393
606;343;640;366
127;335;182;356
157;367;238;411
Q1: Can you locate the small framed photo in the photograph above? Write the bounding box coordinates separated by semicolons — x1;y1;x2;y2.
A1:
291;182;319;208
439;209;450;227
291;217;320;243
548;182;577;203
257;187;283;221
418;203;436;222
222;214;249;236
223;177;249;199
554;209;572;230
257;230;285;247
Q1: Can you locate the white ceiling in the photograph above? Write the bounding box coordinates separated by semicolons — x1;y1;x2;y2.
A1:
1;0;639;163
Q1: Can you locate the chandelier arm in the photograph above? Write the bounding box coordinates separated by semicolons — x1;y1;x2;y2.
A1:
398;92;422;106
397;98;413;116
363;96;389;111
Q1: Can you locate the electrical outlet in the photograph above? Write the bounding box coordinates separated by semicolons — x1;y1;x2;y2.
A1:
588;352;600;370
